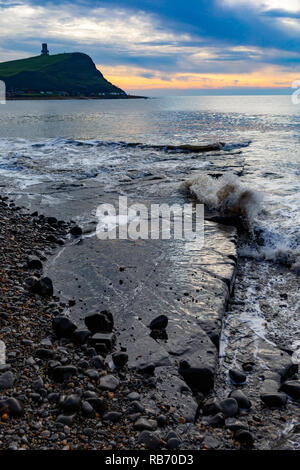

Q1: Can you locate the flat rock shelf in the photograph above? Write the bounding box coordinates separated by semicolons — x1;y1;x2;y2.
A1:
46;219;238;423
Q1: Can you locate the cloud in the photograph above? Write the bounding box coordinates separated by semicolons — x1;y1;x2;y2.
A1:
1;0;300;91
222;0;300;13
0;2;192;51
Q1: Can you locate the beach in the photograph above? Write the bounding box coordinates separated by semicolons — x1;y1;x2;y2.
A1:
0;96;299;450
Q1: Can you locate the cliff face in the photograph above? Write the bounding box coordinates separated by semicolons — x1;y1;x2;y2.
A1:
0;52;126;96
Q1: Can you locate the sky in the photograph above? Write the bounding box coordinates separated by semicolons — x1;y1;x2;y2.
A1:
0;0;300;95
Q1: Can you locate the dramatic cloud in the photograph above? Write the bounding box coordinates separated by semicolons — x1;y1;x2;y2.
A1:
0;0;299;93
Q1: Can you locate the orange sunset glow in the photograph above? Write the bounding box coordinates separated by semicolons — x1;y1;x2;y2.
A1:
100;65;298;92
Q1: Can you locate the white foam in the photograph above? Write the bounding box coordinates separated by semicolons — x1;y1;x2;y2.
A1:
182;171;263;221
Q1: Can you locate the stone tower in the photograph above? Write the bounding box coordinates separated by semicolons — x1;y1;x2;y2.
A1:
41;43;49;56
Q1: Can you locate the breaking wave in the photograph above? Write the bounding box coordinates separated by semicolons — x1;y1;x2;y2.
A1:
182;171;299;274
240;232;300;274
182;172;262;221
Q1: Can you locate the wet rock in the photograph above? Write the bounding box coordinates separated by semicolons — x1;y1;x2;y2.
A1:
225;418;247;432
99;374;120;391
70;226;82;237
234;430;254;446
94;343;108;355
261;379;279;394
280;380;300;400
35;348;54;360
85;369;99;380
71;329;90;346
112;352;128;368
91;355;105;370
0;371;14;389
60;394;81;412
202;413;225;428
229;369;246;384
134;418;157;431
52;317;77;338
202;398;222;416
230;390;251;410
149;315;168;330
0;397;24;417
260;392;287;408
103;411;122;423
81;401;94;416
167;438;180;450
27;256;43;270
202;435;221;449
178;362;214;393
137;431;161;450
32;377;44;391
129;401;145;413
48;393;59;403
127;392;140;401
219;398;238;417
84;311;114;334
56;414;76;426
30;277;53;297
137;364;155;375
90;332;115;349
46;216;58;226
157;415;167;427
52;365;78;382
86;397;107;415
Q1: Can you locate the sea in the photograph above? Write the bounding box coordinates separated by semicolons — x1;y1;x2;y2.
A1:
0;95;299;358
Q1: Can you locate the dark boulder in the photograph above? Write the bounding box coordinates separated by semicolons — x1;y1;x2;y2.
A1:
35;348;54;360
260;392;287;408
112;352;128;368
71;329;90;345
103;411;122;423
229;369;247;384
202;398;222;416
27;256;43;270
56;414;76;426
179;362;214;393
137;364;155;375
0;397;24;417
70;226;82;237
149;315;168;330
89;332;115;349
234;430;254;446
52;317;77;338
84;311;114;334
230;390;251;410
86;397;107;415
91;355;105;369
0;371;14;390
219;398;239;417
46;217;58;226
59;394;81;412
52;365;78;382
280;380;300;400
202;413;225;428
137;431;161;450
29;277;53;297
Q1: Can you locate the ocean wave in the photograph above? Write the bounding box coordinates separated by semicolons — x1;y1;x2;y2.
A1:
181;171;262;221
240;243;300;274
28;138;251;154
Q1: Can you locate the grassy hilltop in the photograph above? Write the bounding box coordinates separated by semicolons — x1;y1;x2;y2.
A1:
0;52;126;97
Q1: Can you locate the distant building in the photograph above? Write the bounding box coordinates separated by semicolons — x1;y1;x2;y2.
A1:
41;43;49;56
